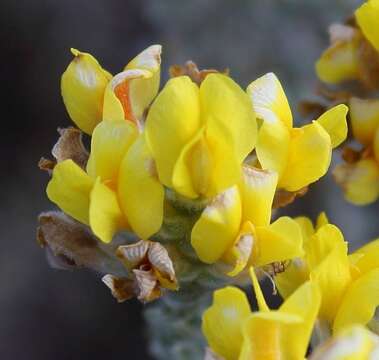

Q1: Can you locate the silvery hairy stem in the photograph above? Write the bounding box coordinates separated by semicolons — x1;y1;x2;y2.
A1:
144;189;246;360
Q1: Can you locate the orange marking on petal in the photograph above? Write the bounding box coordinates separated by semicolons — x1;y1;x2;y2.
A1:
114;81;135;123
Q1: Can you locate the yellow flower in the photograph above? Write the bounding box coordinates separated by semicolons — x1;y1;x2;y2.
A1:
276;214;379;335
310;325;379;360
117;133;165;239
334;97;379;205
46;121;138;242
247;73;348;192
202;268;321;360
47;122;165;242
49;45;166;241
316;26;361;85
316;0;379;86
274;214;322;299
277;216;352;325
145;74;257;199
355;0;379;53
191;166;303;275
61;45;161;134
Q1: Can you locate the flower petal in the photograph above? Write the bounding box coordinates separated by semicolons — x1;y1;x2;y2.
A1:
295;216;315;242
145;76;201;187
316;40;359;84
316;212;329;230
103;45;161;124
202;286;251;360
171;127;211;198
305;224;345;270
250;267;269;312
172;126;245;199
240;166;278;227
274;218;313;299
61;49;112;134
280;122;332;191
253;216;303;267
278;281;321;359
310;325;379;360
191;186;242;263
89;178;125;243
256;119;291;180
275;257;309;300
310;241;351;323
223;221;255;277
201;133;244;198
118;135;164;239
200;73;257;164
316;104;348;148
239;311;303;360
246;72;293;129
355;0;379;52
46;159;94;225
349;97;379;146
334;268;379;333
333;158;379;205
86;121;137;182
354;238;379;275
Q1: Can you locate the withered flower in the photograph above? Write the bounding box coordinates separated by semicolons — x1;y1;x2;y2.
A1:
103;240;178;303
38;127;89;173
37;211;126;276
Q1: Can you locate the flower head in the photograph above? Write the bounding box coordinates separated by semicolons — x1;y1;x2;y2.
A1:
316;0;379;89
46;120;138;242
61;45;161;133
191;166;304;275
275;214;379;335
46;45;167;241
334;97;379;205
247;73;348;192
145;73;257;199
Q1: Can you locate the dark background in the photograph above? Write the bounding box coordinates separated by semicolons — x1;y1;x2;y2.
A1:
1;0;376;359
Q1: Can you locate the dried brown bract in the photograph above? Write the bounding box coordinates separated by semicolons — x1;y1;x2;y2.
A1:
273;187;308;209
298;100;327;120
37;211;125;275
39;127;89;173
169;60;229;85
357;38;379;91
116;240;178;303
102;275;135;303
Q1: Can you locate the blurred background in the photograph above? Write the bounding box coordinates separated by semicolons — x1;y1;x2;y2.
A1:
1;0;376;359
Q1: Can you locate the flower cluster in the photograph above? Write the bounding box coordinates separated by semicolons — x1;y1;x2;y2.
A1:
316;0;379;90
202;214;379;359
314;0;379;205
38;43;347;305
199;2;379;358
35;1;379;358
38;10;379;359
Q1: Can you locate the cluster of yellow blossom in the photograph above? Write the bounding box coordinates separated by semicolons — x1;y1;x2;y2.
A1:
316;0;379;205
37;0;379;357
200;3;379;357
202;214;379;359
41;43;348;294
